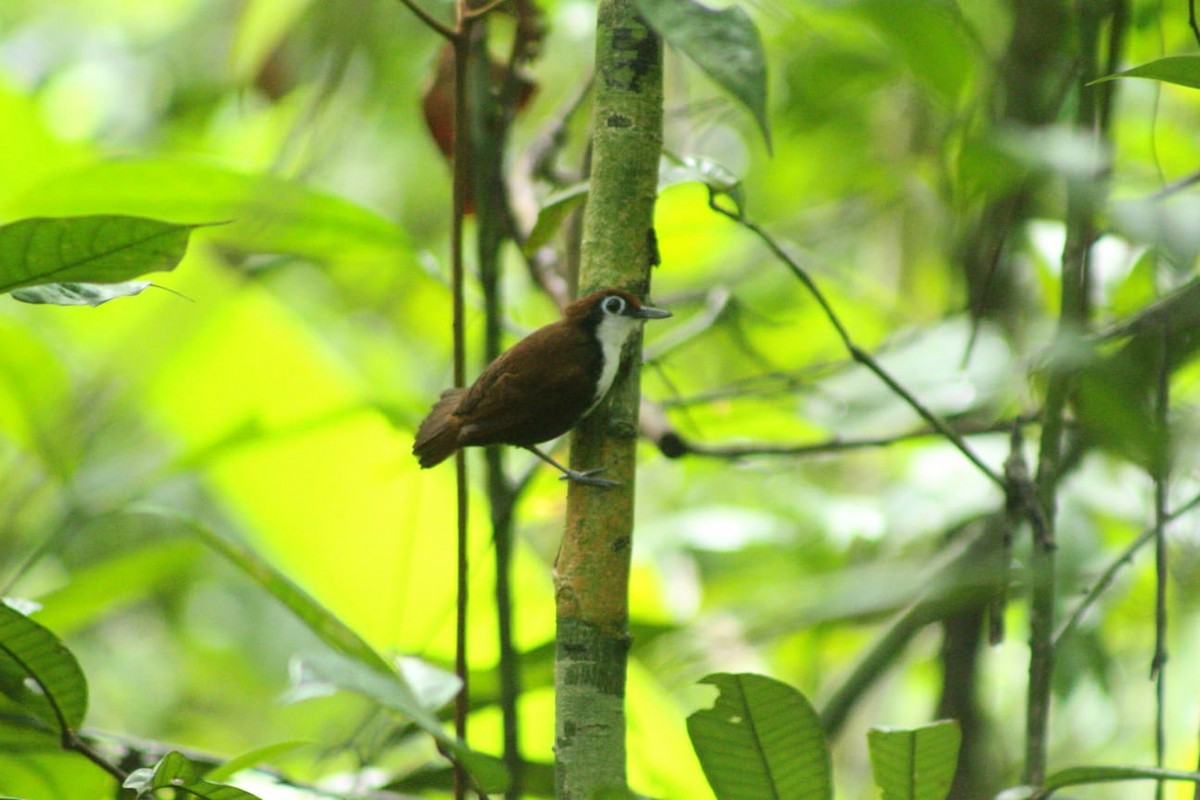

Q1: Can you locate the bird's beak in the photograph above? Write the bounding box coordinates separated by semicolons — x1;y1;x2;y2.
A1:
634;305;672;320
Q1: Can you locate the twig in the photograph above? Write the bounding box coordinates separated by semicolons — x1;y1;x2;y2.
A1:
1192;0;1200;50
642;286;731;361
464;0;510;19
1152;323;1170;800
651;415;1037;461
1054;489;1200;648
450;8;473;800
63;731;128;782
395;0;458;41
706;195;1005;488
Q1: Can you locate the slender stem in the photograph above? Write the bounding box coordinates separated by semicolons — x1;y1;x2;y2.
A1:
394;0;457;41
707;200;1004;489
450;5;472;797
1152;324;1170;800
63;731;128;782
463;0;510;19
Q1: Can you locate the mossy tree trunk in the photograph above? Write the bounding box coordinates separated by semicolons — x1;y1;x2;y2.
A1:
552;0;662;797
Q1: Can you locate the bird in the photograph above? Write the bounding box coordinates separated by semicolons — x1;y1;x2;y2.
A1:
413;288;672;487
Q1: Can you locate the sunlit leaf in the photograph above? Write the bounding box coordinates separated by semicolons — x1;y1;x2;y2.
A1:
0;601;88;733
867;720;960;800
0;215;203;296
22;159;409;265
10;280;151;306
290;650;506;793
1092;55;1200;90
687;673;831;800
127;507;393;675
204;741;311;783
634;0;771;151
124;751;261;800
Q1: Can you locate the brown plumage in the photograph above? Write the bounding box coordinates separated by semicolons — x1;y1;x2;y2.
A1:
412;288;670;485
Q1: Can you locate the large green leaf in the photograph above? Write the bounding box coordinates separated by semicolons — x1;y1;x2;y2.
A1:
0;601;88;734
634;0;771;151
123;751;261;800
867;720;960;800
291;650;507;793
122;508;507;793
22;159;409;265
128;507;393;675
1092;55;1200;90
0;215;201;297
687;673;831;800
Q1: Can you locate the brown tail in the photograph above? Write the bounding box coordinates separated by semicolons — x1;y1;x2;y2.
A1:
413;388;467;468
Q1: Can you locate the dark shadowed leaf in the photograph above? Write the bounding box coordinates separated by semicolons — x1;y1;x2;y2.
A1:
634;0;771;151
1092;55;1200;90
11;280;151;306
868;720;960;800
687;673;831;800
123;751;261;799
0;601;88;733
0;216;202;296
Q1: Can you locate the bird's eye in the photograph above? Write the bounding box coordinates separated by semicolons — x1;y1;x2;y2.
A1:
603;295;626;315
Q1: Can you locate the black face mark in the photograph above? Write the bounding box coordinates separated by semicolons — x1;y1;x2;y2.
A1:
602;295;627;316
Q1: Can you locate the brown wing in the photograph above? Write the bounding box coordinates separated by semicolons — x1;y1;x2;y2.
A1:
456;320;602;447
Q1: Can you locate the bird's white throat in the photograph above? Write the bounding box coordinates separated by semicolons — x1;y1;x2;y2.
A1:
590;313;642;409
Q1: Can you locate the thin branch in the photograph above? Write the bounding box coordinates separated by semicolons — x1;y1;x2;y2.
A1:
62;731;128;782
449;9;473;800
1054;488;1200;648
1191;0;1200;50
642;286;731;361
464;0;510;19
1152;323;1170;800
648;415;1037;461
707;196;1005;488
395;0;458;41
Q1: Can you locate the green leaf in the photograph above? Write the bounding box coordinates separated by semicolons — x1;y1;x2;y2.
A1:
120;508;507;794
1041;764;1200;796
634;0;771;151
203;741;311;783
11;280;151;306
0;600;88;734
687;673;831;800
128;507;394;675
22;159;409;265
522;183;589;258
289;650;507;793
867;720;960;800
0;215;203;296
123;751;262;799
1092;55;1200;90
850;0;980;103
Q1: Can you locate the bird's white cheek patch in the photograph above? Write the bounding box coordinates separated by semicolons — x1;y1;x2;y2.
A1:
591;315;640;406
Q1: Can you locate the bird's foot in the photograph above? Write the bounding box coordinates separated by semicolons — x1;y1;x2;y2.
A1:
559;467;621;488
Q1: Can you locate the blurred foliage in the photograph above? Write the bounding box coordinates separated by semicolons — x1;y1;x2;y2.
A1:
1;1;1200;799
